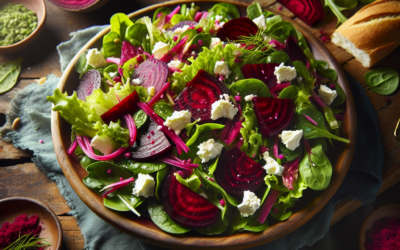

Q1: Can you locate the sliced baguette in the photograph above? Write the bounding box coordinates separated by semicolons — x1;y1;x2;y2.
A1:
331;0;400;67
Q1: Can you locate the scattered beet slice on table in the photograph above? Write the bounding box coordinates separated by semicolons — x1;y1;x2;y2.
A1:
174;69;229;122
214;147;266;196
162;171;219;228
101;91;140;124
216;17;258;41
131;58;168;95
77;69;101;101
253;97;295;138
241;63;280;89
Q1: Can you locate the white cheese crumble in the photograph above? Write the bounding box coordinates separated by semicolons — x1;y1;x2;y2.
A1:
274;63;297;83
131;78;143;85
210;100;238;120
173;25;190;35
90;135;119;156
214;61;231;78
163;110;191;135
318;85;337;105
331;32;370;67
220;93;230;101
197;139;224;163
167;60;184;70
281;130;303;151
152;41;170;60
86;48;107;69
237;191;261;217
209;37;222;50
263;152;284;176
244;94;255;102
108;72;118;78
132;174;155;198
148;86;156;96
215;15;223;21
252;15;267;30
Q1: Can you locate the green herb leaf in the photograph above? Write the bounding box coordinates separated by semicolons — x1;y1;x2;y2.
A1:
133;109;148;129
0;57;23;94
365;68;399;95
153;100;174;120
118;159;167;174
4;233;51;250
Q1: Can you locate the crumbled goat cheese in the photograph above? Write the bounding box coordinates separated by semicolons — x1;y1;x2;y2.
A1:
274;63;297;83
244;94;255;102
211;100;238;120
86;48;107;69
173;25;190;35
318;85;337;105
214;61;231;78
281;130;303;151
238;191;261;217
263;152;284;176
197;139;224;163
209;37;222;49
132;174;155;198
152;41;170;59
131;78;143;85
252;15;267;30
163;110;191;135
167;60;184;70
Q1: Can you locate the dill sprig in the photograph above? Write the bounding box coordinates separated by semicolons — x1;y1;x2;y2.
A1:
4;233;51;250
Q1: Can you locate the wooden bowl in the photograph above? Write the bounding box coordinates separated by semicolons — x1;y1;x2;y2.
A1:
0;0;46;53
50;1;357;249
47;0;109;13
359;204;400;250
0;197;62;250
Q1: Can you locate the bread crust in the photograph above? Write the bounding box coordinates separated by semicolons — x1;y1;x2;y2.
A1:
333;0;400;67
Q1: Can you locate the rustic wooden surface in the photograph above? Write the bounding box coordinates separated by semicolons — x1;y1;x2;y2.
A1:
0;0;399;249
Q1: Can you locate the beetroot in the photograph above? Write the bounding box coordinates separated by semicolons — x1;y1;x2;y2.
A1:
241;63;280;89
253;97;295;138
174;69;229;122
216;17;258;41
278;0;324;26
284;37;308;65
131;58;168;95
48;0;99;11
170;21;198;31
214;147;266;196
162;171;219;227
282;157;301;190
101;91;140;124
120;41;140;67
130;121;173;161
77;69;101;101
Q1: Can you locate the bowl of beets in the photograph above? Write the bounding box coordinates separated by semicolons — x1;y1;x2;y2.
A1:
49;0;356;249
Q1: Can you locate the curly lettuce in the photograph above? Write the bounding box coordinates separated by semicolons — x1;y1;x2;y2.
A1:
94;120;130;147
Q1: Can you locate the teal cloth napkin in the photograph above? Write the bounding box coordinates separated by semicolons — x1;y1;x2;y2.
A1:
0;26;383;250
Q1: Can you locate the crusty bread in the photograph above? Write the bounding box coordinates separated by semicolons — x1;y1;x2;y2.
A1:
331;0;400;67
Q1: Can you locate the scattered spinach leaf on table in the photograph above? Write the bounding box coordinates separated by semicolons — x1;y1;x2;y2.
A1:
0;57;23;94
365;68;399;95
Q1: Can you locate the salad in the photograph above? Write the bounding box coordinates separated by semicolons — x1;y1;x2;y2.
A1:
48;2;350;235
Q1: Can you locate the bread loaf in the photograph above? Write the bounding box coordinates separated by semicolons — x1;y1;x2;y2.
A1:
331;0;400;67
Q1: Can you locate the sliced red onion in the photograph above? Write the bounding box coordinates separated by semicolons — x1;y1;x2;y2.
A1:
334;113;344;121
165;5;181;24
106;57;121;65
100;177;135;192
302;113;318;126
67;138;78;155
282;157;300;190
258;189;280;224
147;82;171;107
160;157;198;171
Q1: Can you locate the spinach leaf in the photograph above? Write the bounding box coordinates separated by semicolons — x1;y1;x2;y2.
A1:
243;209;269;232
83;171;104;194
110;13;134;38
293;61;315;90
103;32;122;58
155;167;169;201
265;175;289;192
224;210;249;235
299;140;332;190
266;22;297;44
185;119;200;137
290;173;307;198
153;100;174;120
229;78;271;107
294;108;350;143
133;109;148;129
0;57;23;94
270;192;295;221
278;85;300;100
104;193;143;211
124;23;148;47
365;68;399;95
247;2;263;20
148;198;191;234
317;68;338;82
279;141;302;163
80;156;97;171
266;51;290;64
152;7;171;22
196;213;228;235
186;123;225;147
265;15;282;27
191;33;212;52
75;52;87;74
209;3;240;20
176;173;202;192
208;156;219;175
93;161;133;185
118;159;167;174
330;82;346;107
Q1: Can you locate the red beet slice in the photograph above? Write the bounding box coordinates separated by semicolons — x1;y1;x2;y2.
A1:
253;97;295;138
278;0;324;26
284;36;308;65
120;41;140;67
174;69;229;122
162;171;219;227
77;69;101;101
48;0;98;11
101;91;140;124
130;121;173;161
170;21;198;31
214;147;266;196
216;17;258;41
241;63;280;89
131;57;168;95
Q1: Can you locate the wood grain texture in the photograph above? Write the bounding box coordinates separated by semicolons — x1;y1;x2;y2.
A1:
58;216;85;250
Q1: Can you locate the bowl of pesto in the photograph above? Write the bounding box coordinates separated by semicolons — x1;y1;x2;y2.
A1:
0;0;46;53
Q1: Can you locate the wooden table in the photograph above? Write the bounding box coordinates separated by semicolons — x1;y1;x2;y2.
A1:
0;0;399;249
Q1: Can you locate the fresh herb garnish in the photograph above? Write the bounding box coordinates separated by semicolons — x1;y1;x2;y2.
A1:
4;233;51;250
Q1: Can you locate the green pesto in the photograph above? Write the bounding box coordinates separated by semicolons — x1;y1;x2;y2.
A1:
0;4;37;46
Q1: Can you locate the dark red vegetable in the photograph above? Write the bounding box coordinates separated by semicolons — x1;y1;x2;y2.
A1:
284;36;308;66
130;121;173;161
216;17;259;41
160;35;189;62
120;41;140;67
253;97;295;138
101;91;140;124
282;157;301;190
77;70;101;101
162;171;219;228
214;147;266;196
241;63;280;89
278;0;324;26
131;57;168;95
174;69;229;122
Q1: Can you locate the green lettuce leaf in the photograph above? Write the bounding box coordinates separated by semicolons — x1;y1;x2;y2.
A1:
94;120;130;147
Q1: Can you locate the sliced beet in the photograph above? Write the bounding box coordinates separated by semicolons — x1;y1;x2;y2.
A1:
120;41;140;66
253;97;295;138
214;147;266;196
131;57;168;95
130;121;173;161
170;21;198;31
284;37;308;66
241;63;280;89
162;171;219;227
278;0;324;26
101;91;140;124
174;69;229;122
216;17;258;41
77;69;101;101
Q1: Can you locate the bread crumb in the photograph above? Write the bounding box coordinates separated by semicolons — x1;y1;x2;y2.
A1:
35;77;46;85
12;118;20;130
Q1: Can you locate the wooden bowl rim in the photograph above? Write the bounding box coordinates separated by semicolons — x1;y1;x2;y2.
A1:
51;0;357;249
0;197;63;250
0;0;46;51
359;204;400;250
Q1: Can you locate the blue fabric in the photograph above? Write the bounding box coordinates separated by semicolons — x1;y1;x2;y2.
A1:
0;26;383;250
